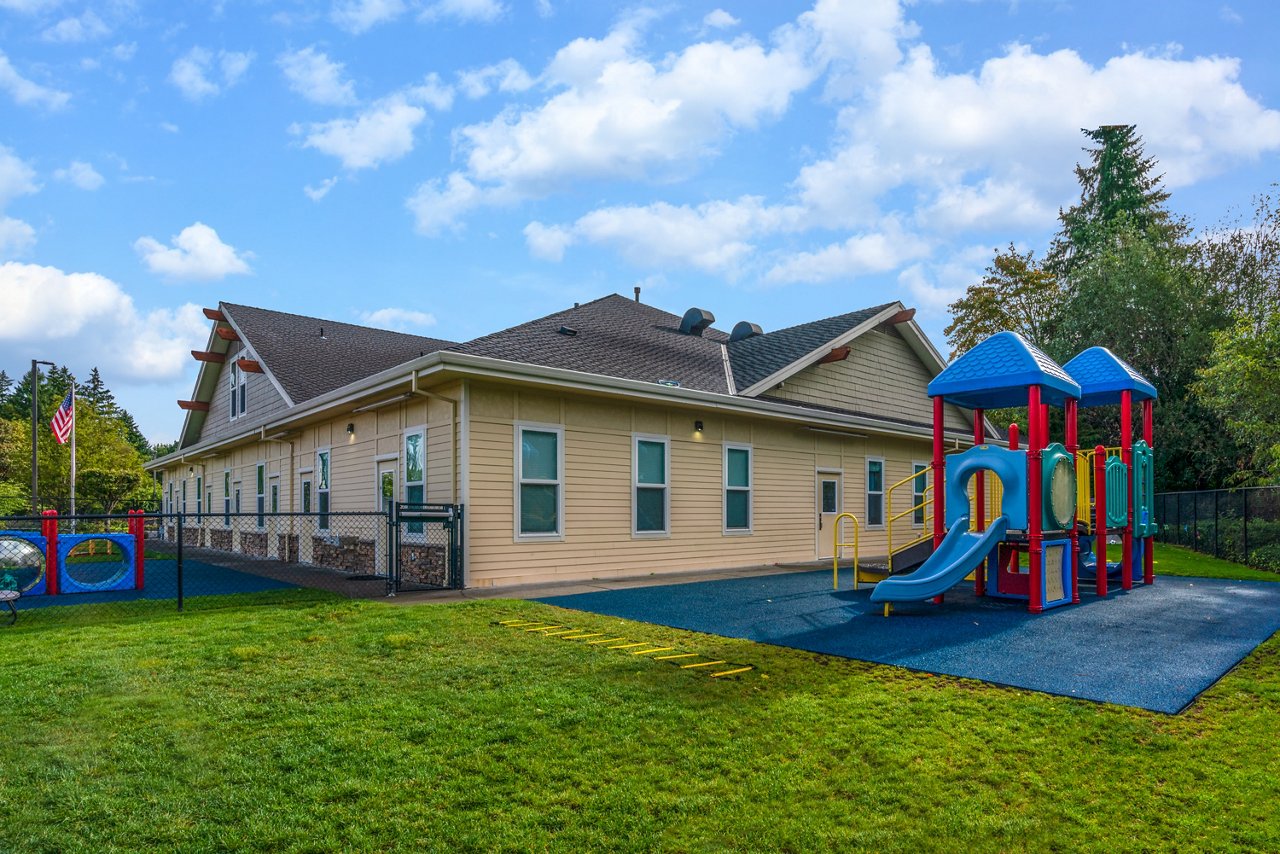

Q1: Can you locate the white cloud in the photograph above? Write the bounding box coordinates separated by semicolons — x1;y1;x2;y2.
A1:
0;51;70;110
406;172;489;235
895;245;992;318
304;176;338;201
160;121;179;133
54;160;105;191
278;46;357;106
169;47;254;101
112;42;136;62
444;15;816;208
0;145;39;206
0;146;39;257
405;72;454;110
0;218;36;257
331;0;405;34
133;222;252;281
420;0;504;24
457;59;533;99
298;95;426;170
917;178;1056;233
0;262;208;382
358;307;437;331
41;10;109;43
765;221;931;284
800;0;918;99
527;196;805;275
703;9;739;29
535;0;552;18
1220;5;1243;24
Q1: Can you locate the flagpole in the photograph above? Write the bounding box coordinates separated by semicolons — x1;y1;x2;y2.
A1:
69;379;76;531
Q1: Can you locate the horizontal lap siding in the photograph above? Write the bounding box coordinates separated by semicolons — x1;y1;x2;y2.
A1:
767;325;973;434
465;382;934;587
197;341;291;445
160;380;461;516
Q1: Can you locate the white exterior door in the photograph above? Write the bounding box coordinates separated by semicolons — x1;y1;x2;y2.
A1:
378;464;397;515
816;472;843;559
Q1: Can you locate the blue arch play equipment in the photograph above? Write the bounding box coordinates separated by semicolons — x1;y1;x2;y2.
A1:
57;534;138;594
942;445;1029;531
0;531;49;596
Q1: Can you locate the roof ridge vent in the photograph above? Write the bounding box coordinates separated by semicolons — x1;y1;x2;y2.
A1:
729;321;762;342
679;307;715;336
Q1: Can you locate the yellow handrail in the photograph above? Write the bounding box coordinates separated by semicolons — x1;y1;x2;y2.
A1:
886;468;932;568
832;512;860;590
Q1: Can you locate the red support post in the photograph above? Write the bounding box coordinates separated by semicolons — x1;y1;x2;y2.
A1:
1120;390;1134;591
1027;386;1043;613
932;396;945;550
973;408;986;596
41;509;59;596
1007;423;1019;450
129;509;145;590
1143;399;1155;585
1095;445;1108;597
1066;399;1080;604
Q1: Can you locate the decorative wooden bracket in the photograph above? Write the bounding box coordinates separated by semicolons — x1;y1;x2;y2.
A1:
178;400;211;412
818;346;851;365
236;358;264;373
215;327;240;341
191;350;226;363
887;308;916;324
203;307;227;322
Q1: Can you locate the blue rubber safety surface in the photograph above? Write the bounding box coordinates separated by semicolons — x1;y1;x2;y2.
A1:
540;572;1280;713
15;559;296;610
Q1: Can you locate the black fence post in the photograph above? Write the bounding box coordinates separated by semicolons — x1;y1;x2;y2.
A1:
387;506;397;598
1242;489;1250;567
176;512;184;612
1213;490;1219;559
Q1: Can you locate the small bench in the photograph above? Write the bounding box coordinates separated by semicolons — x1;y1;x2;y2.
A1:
0;589;18;625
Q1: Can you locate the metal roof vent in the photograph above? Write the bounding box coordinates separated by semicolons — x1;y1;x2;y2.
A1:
729;321;762;342
679;307;715;336
557;325;578;337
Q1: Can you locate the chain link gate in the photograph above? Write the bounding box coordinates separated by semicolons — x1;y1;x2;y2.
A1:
392;503;464;592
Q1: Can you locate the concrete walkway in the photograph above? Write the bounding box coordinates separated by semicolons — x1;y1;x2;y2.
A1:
384;558;887;605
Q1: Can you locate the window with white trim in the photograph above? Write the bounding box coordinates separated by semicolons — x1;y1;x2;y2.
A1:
234;483;241;515
301;479;312;515
195;475;203;522
256;463;266;528
866;458;885;527
223;470;231;526
724;444;752;533
633;435;669;535
181;479;187;515
516;425;563;538
316;449;331;531
912;462;929;527
404;430;425;536
228;362;246;420
270;480;279;514
167;481;172;515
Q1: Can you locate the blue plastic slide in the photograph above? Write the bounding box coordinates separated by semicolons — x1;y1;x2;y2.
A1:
870;516;1008;604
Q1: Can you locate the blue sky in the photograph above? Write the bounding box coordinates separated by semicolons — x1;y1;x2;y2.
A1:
1;0;1278;443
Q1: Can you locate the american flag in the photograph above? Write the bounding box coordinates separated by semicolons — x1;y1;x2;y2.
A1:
50;390;74;445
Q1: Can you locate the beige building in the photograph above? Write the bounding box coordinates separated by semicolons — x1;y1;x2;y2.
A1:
147;295;985;588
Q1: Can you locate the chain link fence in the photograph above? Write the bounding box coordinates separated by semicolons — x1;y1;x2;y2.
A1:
1155;487;1280;572
1;506;464;628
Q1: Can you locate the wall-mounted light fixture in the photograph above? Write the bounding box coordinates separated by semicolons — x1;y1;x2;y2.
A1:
188;466;194;477
694;420;704;433
346;422;355;435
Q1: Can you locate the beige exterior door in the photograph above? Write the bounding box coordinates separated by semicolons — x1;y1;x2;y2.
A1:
816;472;843;559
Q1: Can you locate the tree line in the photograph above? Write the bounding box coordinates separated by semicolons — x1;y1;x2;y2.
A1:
0;366;160;515
945;125;1279;491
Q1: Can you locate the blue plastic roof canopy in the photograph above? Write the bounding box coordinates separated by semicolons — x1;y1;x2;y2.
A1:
1063;346;1157;408
928;331;1081;408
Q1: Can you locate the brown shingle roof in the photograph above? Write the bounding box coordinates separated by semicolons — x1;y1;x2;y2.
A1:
222;303;456;404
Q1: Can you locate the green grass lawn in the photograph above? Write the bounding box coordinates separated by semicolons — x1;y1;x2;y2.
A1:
2;545;1278;852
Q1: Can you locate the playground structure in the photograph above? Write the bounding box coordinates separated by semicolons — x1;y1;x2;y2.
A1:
866;332;1157;615
0;510;146;600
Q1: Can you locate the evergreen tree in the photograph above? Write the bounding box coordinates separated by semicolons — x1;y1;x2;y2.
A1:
0;371;11;404
1047;125;1185;276
82;367;119;416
